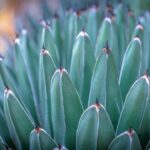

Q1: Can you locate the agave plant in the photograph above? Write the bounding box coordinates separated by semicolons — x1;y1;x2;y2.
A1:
0;2;150;150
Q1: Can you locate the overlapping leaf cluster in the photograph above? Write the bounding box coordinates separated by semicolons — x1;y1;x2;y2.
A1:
0;3;150;150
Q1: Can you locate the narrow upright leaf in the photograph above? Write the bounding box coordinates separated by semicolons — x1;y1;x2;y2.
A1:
76;105;99;150
39;49;56;133
14;38;38;123
61;70;83;149
4;89;34;149
119;37;142;101
50;70;66;145
70;31;95;108
51;69;83;149
117;75;149;135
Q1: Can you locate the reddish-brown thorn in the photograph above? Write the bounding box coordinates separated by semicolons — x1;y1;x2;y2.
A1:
128;128;134;137
35;127;42;134
95;99;100;109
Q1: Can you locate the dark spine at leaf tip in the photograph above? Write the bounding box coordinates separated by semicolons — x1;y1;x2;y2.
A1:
35;127;42;134
54;13;59;18
110;12;116;21
59;62;64;73
4;86;11;98
143;74;150;85
105;41;109;49
128;128;134;137
103;41;110;54
40;20;49;29
4;83;9;90
59;67;63;73
41;49;45;54
95;99;100;109
145;68;150;77
41;49;49;56
76;10;81;16
82;26;85;32
106;3;113;13
137;20;141;25
128;6;134;16
135;35;139;38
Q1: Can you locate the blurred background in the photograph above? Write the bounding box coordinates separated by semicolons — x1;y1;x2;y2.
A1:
0;0;150;53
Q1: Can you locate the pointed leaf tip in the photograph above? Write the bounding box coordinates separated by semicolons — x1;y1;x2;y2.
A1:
14;37;20;44
4;88;12;99
106;3;113;12
136;24;144;31
40;49;49;56
104;17;112;23
54;13;59;18
75;10;82;16
133;36;141;44
35;128;42;134
76;31;89;39
128;128;134;137
59;65;64;73
40;20;49;28
144;68;150;78
82;26;85;32
102;44;111;54
142;74;149;85
95;99;101;109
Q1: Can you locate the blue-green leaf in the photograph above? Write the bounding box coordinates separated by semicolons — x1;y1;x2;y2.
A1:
70;31;95;108
109;129;142;150
4;89;34;149
76;104;99;150
39;49;56;134
30;128;57;150
117;75;149;135
51;69;83;149
119;37;142;101
97;104;115;149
